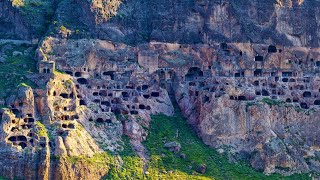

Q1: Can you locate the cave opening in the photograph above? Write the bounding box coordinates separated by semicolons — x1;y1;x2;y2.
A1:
303;91;312;98
103;71;115;80
254;69;262;77
17;136;27;141
185;67;203;81
77;78;88;84
255;56;263;61
19;142;27;149
300;102;309;109
151;92;160;97
262;90;269;96
268;45;277;53
139;104;146;109
75;72;82;77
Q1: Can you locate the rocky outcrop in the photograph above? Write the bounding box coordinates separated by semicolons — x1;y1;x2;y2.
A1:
177;92;320;175
0;75;108;179
0;0;30;39
50;157;109;180
69;0;320;46
0;86;50;180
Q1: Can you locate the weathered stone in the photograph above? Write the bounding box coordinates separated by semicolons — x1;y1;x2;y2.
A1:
196;164;207;174
164;141;181;153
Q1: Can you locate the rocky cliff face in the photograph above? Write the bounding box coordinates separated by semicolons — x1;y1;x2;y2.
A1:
72;0;320;46
177;93;320;175
0;39;175;179
0;0;55;40
0;0;33;39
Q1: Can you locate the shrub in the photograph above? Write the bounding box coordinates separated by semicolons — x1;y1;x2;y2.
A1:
60;25;67;32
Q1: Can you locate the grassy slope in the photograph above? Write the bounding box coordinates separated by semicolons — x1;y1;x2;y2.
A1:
0;43;37;98
142;112;311;180
97;111;311;179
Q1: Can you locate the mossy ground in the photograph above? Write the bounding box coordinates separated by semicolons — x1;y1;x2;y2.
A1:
142;112;311;180
0;43;37;98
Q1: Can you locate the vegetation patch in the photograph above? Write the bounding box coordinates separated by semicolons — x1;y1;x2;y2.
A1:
106;135;145;179
261;98;284;106
143;111;311;180
35;121;48;137
52;111;313;179
0;44;37;98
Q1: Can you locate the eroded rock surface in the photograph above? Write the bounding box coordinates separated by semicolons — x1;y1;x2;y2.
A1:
67;0;320;46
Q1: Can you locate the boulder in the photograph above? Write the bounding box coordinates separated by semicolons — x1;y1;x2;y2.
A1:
164;141;181;153
196;164;207;174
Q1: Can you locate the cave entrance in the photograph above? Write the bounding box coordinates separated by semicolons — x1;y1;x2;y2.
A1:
80;100;86;105
142;85;149;91
101;101;110;106
303;91;312;98
238;96;247;101
139;104;146;110
68;124;75;129
268;45;277;53
75;72;82;77
103;71;115;80
185;67;203;81
122;92;129;98
19;142;27;149
262;90;269;96
220;43;228;50
17;136;27;141
60;93;69;98
151;92;160;97
300;103;309;109
282;72;293;77
77;78;88;84
255;56;263;62
254;69;262;77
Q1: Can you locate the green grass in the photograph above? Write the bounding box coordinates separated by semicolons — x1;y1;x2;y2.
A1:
0;44;37;98
66;152;111;169
261;98;284;106
64;135;145;180
143;111;312;180
35;121;48;137
105;135;145;179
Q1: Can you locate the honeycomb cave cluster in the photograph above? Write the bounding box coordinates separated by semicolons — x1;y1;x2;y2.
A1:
35;38;320;175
